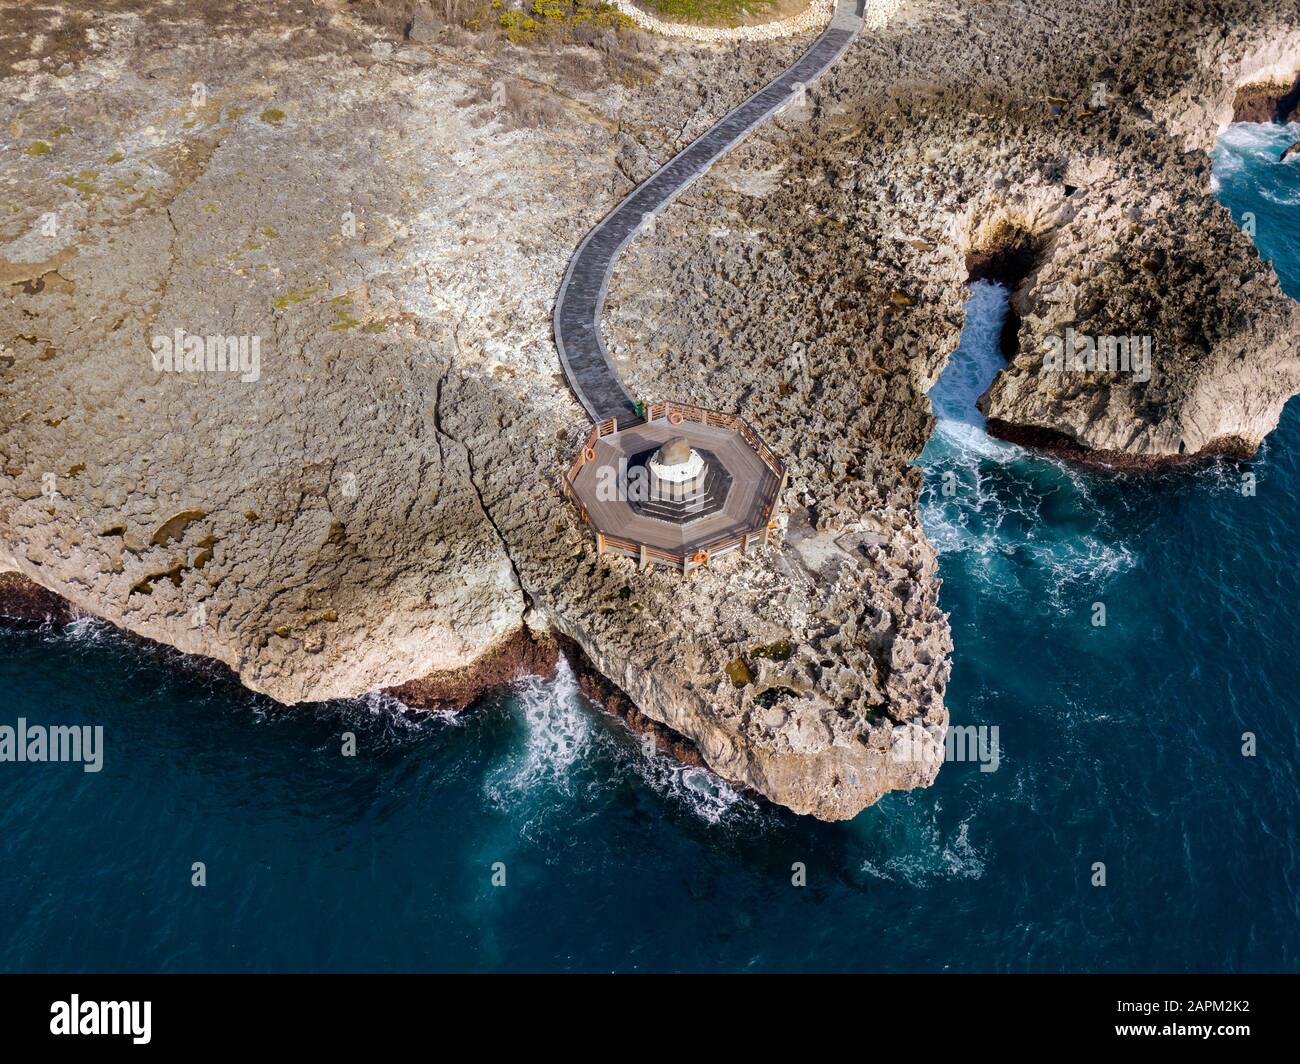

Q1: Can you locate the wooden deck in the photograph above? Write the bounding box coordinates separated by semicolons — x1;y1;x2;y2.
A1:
576;422;770;550
563;405;784;571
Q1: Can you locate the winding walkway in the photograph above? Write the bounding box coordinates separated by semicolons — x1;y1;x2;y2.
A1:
553;0;866;423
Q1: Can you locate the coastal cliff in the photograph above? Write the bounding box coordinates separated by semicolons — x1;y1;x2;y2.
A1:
975;11;1300;464
2;0;1297;819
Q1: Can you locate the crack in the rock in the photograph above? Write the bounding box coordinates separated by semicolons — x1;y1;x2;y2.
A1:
431;355;530;616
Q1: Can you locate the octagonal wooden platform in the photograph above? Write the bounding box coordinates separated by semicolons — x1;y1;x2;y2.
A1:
561;403;784;573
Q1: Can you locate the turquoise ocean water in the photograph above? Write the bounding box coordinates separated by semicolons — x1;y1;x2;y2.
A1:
1;122;1297;972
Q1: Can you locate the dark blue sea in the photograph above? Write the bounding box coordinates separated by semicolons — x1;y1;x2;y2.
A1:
2;123;1298;973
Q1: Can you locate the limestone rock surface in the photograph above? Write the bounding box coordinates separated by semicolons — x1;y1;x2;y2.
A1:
3;0;1298;819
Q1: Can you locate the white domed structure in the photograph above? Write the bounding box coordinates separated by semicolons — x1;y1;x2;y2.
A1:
648;437;705;499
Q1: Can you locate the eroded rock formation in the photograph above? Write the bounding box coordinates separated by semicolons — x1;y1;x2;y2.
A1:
2;0;1297;819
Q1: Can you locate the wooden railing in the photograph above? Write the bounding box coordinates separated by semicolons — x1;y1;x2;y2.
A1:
643;401;785;483
565;416;617;483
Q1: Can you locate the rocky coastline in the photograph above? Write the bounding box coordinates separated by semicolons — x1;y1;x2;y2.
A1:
384;625;560;712
1;565;713;764
1232;73;1300;122
0;570;80;626
2;0;1299;820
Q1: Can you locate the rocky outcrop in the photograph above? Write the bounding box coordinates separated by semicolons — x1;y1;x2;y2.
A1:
565;638;711;769
974;170;1300;462
972;11;1300;464
385;626;560;711
3;0;1299;818
0;569;80;625
594;0;1300;808
1232;74;1300;122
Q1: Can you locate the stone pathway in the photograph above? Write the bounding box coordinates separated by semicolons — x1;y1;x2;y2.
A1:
553;0;866;423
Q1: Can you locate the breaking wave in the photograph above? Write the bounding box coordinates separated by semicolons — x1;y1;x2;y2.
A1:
1214;119;1299;159
484;658;591;809
631;753;747;825
1211;121;1300;290
919;282;1135;606
55;615;114;646
860;800;987;885
482;655;757;827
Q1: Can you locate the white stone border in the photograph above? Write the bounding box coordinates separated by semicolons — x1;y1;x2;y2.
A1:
862;0;902;30
612;0;900;41
611;0;827;42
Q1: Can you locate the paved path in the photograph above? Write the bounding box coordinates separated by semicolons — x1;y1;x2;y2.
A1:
553;0;866;423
